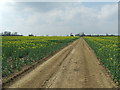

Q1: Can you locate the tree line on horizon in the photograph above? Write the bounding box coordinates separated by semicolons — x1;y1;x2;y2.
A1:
0;31;118;36
0;31;23;36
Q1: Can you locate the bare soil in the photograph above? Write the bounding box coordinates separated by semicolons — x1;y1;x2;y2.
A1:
4;38;117;88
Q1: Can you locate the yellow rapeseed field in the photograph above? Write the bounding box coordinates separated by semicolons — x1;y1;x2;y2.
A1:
2;36;79;77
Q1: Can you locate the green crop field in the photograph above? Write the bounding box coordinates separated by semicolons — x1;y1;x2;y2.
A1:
2;36;79;77
84;36;120;85
1;36;120;86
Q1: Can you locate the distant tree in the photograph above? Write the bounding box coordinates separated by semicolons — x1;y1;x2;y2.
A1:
106;33;109;36
80;32;85;37
3;31;11;36
1;31;23;36
70;33;74;36
29;34;34;36
75;33;80;36
12;32;18;36
86;34;92;36
110;34;114;36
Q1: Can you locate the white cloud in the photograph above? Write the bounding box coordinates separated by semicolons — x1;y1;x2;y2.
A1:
0;2;118;35
98;4;118;19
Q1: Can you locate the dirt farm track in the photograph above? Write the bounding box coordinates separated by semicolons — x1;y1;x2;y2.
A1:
4;38;117;88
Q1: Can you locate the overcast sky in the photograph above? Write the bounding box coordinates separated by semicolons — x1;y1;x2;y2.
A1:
0;1;118;36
